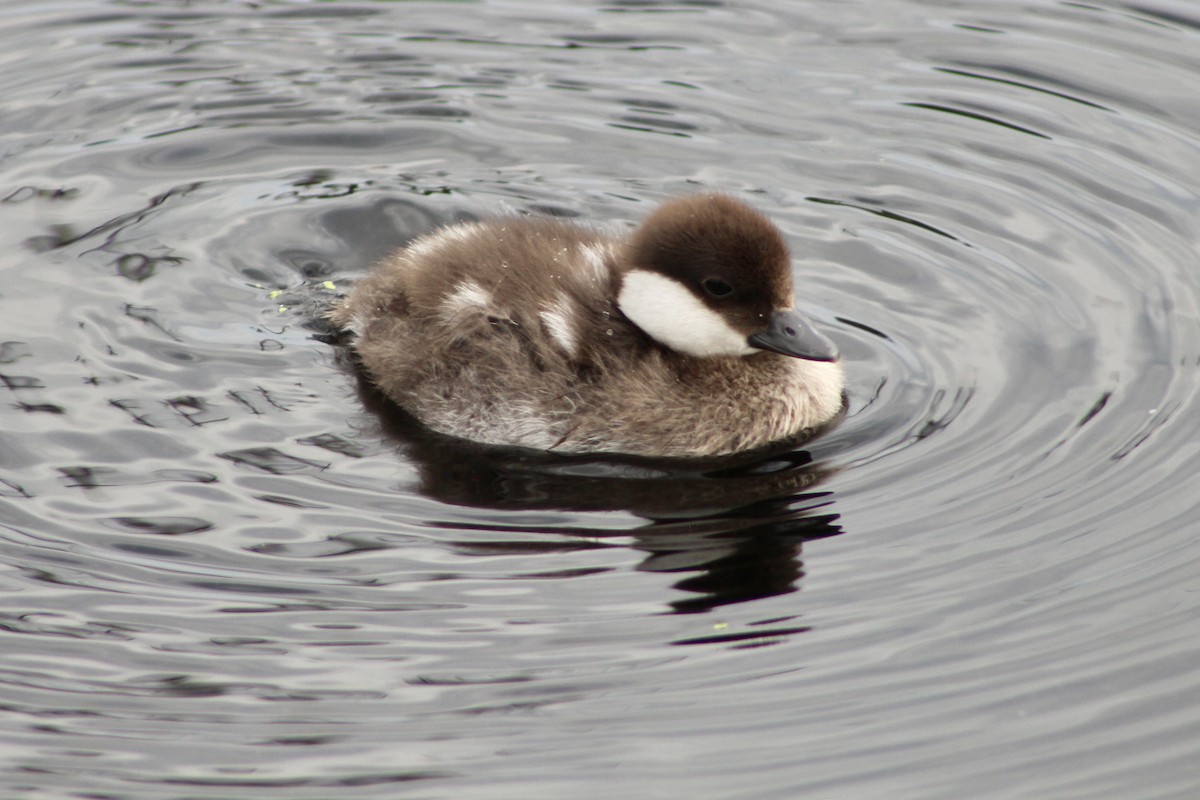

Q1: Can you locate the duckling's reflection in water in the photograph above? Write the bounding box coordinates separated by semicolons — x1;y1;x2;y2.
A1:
352;367;845;615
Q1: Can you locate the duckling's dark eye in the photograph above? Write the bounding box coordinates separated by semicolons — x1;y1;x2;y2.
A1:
702;278;733;298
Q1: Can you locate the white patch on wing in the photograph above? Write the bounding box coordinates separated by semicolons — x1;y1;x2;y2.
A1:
540;296;577;357
440;280;491;318
617;270;755;357
578;243;611;284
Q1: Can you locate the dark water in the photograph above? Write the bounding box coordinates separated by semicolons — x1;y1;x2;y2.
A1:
3;0;1200;797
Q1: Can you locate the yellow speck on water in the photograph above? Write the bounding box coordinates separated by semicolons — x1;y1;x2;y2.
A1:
278;305;288;313
322;280;336;291
269;290;283;299
713;622;728;631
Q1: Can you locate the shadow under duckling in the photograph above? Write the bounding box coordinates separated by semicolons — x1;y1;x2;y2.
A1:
340;369;845;615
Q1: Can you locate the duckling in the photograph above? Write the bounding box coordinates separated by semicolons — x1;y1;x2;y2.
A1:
328;194;845;458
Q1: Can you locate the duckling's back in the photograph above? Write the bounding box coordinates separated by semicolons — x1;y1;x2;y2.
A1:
330;217;636;451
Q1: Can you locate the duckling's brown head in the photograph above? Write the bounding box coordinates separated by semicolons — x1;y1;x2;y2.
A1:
618;194;838;362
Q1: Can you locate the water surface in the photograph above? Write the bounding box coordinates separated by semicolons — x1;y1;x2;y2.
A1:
2;1;1200;798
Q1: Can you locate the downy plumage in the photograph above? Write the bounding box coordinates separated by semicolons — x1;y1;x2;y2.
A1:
329;194;845;458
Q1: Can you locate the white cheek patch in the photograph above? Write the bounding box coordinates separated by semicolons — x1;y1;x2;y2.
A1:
540;295;578;357
617;270;755;358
